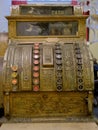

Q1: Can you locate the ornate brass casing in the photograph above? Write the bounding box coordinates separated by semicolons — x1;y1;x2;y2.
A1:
2;5;94;119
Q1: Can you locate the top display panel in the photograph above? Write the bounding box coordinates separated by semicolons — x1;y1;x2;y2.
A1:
19;5;74;15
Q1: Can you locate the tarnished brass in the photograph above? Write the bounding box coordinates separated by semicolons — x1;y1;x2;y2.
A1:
2;41;94;117
1;5;94;119
43;45;54;67
7;92;89;117
6;15;87;39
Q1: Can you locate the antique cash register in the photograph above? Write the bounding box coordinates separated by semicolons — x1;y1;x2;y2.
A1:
2;4;94;118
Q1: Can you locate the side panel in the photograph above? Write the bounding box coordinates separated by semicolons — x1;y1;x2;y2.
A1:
3;45;15;91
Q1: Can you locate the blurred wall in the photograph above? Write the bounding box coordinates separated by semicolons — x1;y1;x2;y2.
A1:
0;0;11;32
0;33;8;56
89;42;98;61
89;16;98;60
